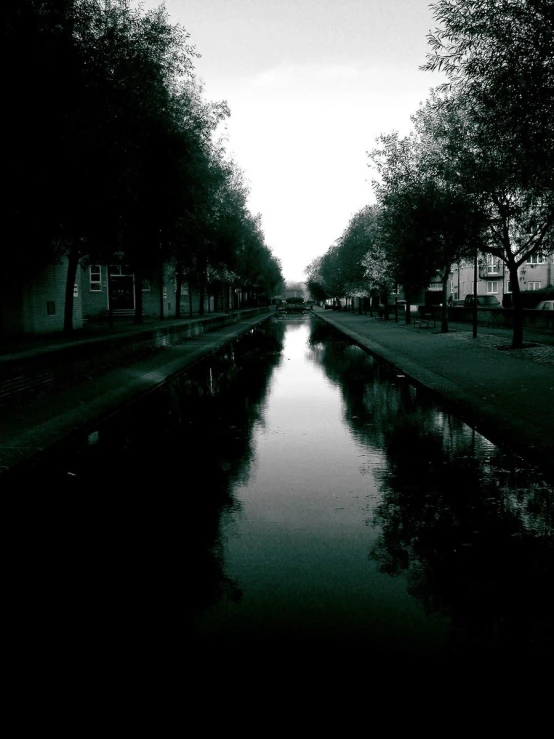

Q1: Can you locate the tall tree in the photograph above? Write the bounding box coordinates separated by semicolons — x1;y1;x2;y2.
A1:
424;0;554;185
423;0;554;346
370;98;485;332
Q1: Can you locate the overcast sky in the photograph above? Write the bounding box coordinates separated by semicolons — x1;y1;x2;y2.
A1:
133;0;446;283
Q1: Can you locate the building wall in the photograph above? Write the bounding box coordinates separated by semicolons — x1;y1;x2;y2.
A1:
142;270;165;318
81;264;109;319
450;254;553;304
1;260;83;336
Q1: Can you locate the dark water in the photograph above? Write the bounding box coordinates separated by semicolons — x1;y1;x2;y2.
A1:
6;315;553;668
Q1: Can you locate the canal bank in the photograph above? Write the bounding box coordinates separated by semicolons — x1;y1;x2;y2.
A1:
0;308;274;475
313;307;554;480
2;305;553;480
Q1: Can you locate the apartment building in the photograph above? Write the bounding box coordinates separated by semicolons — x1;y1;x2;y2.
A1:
449;252;553;306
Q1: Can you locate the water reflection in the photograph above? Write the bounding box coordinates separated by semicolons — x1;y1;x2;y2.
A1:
5;315;553;664
310;319;554;662
5;319;286;646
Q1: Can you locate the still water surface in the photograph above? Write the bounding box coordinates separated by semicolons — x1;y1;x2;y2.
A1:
10;315;554;665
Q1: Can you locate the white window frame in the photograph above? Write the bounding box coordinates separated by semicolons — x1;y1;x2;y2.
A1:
528;282;542;290
90;265;102;292
486;254;500;274
527;254;545;265
487;281;498;294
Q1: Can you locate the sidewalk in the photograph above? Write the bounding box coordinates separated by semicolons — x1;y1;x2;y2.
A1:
313;307;554;480
0;308;273;475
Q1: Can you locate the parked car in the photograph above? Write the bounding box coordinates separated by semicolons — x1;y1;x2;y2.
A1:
534;300;554;311
464;294;502;308
451;299;466;307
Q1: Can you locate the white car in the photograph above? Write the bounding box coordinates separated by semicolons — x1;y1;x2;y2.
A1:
534;300;554;310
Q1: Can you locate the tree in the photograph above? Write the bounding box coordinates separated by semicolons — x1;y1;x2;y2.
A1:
424;0;554;186
428;90;554;346
336;206;380;312
370;97;486;332
304;257;329;303
423;0;554;346
4;1;87;276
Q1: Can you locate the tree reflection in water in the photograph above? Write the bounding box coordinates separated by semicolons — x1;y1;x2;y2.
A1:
4;319;286;652
310;319;554;663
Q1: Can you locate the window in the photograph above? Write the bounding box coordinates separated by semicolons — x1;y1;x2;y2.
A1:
109;265;132;277
487;281;498;293
506;281;512;293
528;282;542;290
90;265;102;291
486;254;500;273
141;278;151;292
73;283;78;298
46;301;55;315
173;282;188;295
527;253;545;264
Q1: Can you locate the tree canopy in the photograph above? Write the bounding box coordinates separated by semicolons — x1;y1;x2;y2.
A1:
4;0;283;329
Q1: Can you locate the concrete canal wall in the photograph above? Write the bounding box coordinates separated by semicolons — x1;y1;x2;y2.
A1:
0;307;274;474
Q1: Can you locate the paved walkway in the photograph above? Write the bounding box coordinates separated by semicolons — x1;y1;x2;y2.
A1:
313;307;554;480
1;306;553;480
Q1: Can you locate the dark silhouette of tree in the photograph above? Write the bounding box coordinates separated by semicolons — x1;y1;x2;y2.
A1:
5;1;282;332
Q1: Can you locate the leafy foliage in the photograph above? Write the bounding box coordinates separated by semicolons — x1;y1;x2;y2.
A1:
4;1;283;328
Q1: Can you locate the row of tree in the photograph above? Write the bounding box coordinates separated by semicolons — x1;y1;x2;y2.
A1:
305;0;554;348
6;0;283;331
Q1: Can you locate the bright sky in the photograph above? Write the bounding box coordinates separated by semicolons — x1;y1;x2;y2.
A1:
134;0;446;283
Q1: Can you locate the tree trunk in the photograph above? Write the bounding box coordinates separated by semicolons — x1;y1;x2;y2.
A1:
382;291;389;320
405;290;411;325
441;270;449;333
175;270;182;319
160;268;165;320
63;241;80;334
199;277;205;317
510;263;524;349
134;269;143;324
473;249;478;339
106;266;113;330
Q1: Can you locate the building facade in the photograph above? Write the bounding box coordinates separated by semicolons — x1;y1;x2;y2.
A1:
449;252;553;306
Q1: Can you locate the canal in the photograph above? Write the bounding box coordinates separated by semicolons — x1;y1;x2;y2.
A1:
6;314;553;667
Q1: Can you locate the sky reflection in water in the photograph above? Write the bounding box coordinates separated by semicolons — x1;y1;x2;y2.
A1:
8;315;553;666
189;317;553;664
